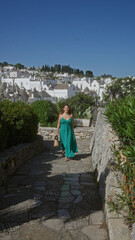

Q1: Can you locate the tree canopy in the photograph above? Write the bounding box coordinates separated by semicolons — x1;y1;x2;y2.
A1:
14;63;25;69
41;64;93;77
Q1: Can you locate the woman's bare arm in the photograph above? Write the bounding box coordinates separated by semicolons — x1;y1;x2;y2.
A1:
56;114;61;135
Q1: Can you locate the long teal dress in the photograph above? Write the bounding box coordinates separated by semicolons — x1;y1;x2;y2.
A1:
60;117;78;158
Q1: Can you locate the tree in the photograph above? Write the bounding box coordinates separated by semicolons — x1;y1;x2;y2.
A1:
79;70;84;76
74;69;80;75
100;74;113;78
41;65;45;72
44;65;51;72
15;63;25;69
62;65;73;74
85;70;93;77
3;62;8;66
54;64;61;73
51;66;54;72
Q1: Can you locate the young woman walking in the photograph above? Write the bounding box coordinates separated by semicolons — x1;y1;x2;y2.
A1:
56;104;78;161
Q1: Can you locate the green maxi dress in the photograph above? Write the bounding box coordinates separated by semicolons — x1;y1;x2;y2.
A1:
60;117;78;158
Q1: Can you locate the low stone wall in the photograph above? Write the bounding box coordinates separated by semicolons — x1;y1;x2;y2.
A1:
90;108;131;240
38;126;94;140
0;135;43;186
74;118;90;127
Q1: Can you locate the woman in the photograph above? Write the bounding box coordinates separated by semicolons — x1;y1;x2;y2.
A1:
56;104;78;161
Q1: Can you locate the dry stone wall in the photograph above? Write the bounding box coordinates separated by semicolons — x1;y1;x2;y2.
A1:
0;135;43;186
38;126;94;140
90;108;131;240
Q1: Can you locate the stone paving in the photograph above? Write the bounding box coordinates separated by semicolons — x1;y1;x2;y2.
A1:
0;139;109;240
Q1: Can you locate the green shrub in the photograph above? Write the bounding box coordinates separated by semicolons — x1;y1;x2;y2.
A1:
105;95;135;222
31;100;58;126
31;94;94;127
104;95;135;146
0;100;38;151
69;93;93;118
0;112;8;152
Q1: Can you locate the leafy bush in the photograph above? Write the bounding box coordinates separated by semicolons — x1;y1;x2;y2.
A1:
31;94;94;127
68;93;93;119
0;100;38;151
103;77;135;102
105;95;135;222
31;100;58;126
0;112;8;151
55;93;93;119
105;95;135;146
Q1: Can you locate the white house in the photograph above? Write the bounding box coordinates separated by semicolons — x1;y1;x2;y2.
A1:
10;71;22;78
28;89;53;103
46;83;80;99
1;76;31;90
90;80;100;94
73;79;90;91
29;79;43;91
1;75;45;91
3;66;15;71
45;79;58;86
98;85;105;100
61;77;73;83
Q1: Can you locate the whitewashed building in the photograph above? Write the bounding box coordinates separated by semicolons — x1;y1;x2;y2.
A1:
3;66;15;71
73;79;91;91
10;71;22;78
73;78;106;100
46;83;80;99
28;89;53;103
1;74;43;91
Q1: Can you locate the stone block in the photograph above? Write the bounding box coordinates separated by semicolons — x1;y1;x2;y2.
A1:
65;219;89;230
71;190;81;196
74;195;83;204
58;196;74;203
131;223;135;240
42;218;64;231
58;209;71;219
81;225;108;240
61;191;72;197
90;210;104;225
108;218;130;240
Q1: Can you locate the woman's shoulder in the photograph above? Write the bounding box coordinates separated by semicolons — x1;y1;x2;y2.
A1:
59;113;63;119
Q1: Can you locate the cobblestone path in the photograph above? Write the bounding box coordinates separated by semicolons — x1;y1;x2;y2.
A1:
0;139;109;240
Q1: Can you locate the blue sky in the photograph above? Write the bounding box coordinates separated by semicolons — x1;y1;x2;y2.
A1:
0;0;135;77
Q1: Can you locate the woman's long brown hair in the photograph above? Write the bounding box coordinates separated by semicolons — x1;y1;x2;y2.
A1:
61;104;72;115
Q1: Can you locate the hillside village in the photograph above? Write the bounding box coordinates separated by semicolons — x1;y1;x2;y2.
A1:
0;64;113;103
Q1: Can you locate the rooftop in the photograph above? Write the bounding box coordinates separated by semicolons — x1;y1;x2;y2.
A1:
54;83;69;89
